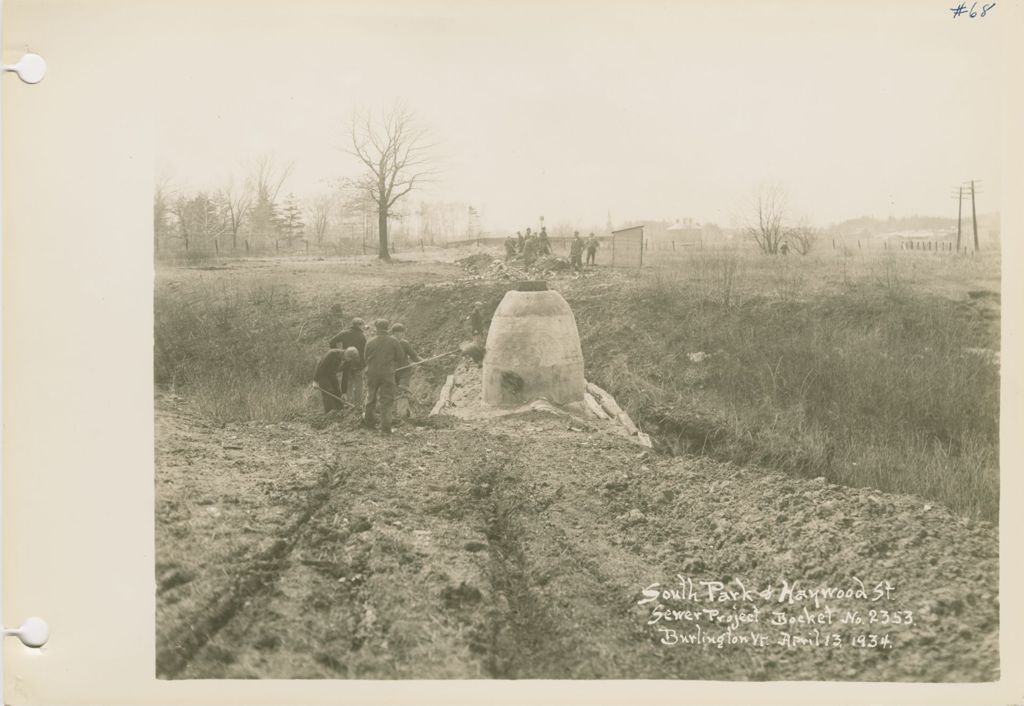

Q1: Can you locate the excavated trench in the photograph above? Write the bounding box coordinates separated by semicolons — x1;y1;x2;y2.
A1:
155;264;1000;680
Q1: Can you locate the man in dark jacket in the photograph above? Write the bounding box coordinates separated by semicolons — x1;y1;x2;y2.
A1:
362;319;405;433
313;349;346;412
585;233;600;266
538;227;551;256
329;318;366;401
569;232;585;272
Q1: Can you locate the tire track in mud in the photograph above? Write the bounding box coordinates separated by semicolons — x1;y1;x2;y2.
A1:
174;428;499;678
461;446;563;677
156;460;348;678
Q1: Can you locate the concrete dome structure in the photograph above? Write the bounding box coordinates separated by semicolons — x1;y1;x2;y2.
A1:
482;282;585;406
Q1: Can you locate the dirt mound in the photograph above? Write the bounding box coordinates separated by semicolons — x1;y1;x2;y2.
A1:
530;255;571;274
455;252;499;274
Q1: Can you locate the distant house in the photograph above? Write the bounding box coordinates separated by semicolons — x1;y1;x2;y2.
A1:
666;220;702;247
619;218;726;251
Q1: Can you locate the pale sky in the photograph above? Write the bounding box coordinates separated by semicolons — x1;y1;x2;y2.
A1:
153;0;1005;231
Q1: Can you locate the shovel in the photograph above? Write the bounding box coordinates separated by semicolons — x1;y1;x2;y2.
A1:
312;383;354;407
395;349;460;372
395;340;486;372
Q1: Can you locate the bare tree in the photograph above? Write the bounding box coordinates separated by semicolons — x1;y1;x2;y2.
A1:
787;220;819;255
745;187;787;255
346;105;435;261
219;178;252;250
169;194;192;251
246;155;294;250
307;194;332;247
170;191;226;252
154;170;175;253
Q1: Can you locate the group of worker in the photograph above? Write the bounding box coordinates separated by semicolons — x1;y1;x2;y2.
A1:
504;227;601;272
313;301;488;433
313;317;420;434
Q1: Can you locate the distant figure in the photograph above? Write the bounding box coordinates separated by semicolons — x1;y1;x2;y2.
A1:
313;349;346;413
504;235;517;262
329;317;366;402
362;319;405;434
585;233;600;266
569;232;585;273
470;301;486;344
522;234;539;266
390;323;421;419
516;231;525;254
538;227;551;256
779;241;789;256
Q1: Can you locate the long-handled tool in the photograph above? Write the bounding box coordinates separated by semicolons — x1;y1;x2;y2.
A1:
395;349;460;372
312;383;355;407
395;340;486;372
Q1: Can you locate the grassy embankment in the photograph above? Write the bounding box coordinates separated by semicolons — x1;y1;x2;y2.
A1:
155;250;999;520
576;250;999;521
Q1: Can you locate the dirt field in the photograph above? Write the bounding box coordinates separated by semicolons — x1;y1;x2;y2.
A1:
155;249;999;680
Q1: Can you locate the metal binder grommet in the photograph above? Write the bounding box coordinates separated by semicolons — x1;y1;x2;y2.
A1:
2;617;50;648
2;53;47;84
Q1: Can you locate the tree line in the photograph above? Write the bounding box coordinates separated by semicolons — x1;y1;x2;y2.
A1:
156;105;465;260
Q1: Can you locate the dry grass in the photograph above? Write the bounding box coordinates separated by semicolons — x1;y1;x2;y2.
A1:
574;248;1000;520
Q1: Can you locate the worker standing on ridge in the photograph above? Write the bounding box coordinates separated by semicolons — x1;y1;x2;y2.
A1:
329;317;366;407
570;232;585;273
585;232;600;266
390;322;421;420
522;233;539;266
362;319;404;434
313;349;346;413
538;226;551;256
516;230;525;254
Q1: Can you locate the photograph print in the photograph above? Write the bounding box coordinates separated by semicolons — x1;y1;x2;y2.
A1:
153;0;1002;681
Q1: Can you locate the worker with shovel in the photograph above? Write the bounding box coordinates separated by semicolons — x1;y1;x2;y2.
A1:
329;317;366;408
313;349;347;413
362;319;405;434
390;323;420;420
312;347;361;413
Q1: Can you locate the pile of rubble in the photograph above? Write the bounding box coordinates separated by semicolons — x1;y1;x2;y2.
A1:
456;252;576;281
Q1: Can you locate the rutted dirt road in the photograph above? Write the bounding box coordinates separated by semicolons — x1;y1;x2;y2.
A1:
156;395;998;680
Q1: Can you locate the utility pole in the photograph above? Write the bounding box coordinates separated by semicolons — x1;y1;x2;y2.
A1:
952;180;982;253
970;179;979;252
